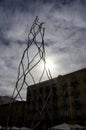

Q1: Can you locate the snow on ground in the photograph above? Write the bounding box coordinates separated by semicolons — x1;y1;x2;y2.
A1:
0;126;31;130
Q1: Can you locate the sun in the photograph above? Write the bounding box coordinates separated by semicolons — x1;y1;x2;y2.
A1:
40;58;56;74
45;58;55;71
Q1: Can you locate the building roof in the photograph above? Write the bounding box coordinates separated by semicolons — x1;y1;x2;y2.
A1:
0;96;17;105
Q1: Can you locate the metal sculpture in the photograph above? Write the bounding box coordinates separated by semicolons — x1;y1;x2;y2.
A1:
6;17;52;130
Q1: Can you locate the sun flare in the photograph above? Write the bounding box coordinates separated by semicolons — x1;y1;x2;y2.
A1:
45;58;55;71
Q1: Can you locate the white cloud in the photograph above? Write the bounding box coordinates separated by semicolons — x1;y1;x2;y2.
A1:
0;0;86;99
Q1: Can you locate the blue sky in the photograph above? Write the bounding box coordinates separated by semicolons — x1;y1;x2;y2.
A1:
0;0;86;99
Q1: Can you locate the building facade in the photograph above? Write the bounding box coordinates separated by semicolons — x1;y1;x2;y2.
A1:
27;68;86;127
0;68;86;129
0;96;17;105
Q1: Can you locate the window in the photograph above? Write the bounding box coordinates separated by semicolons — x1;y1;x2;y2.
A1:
76;108;81;117
62;100;69;109
70;80;79;87
61;81;68;90
27;91;31;97
85;88;86;93
74;101;81;108
39;87;43;94
45;86;50;94
53;103;58;111
52;94;58;101
53;82;57;87
83;72;86;83
64;110;69;117
70;76;79;87
63;91;68;97
71;90;80;97
38;98;43;105
72;98;81;109
52;84;57;95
